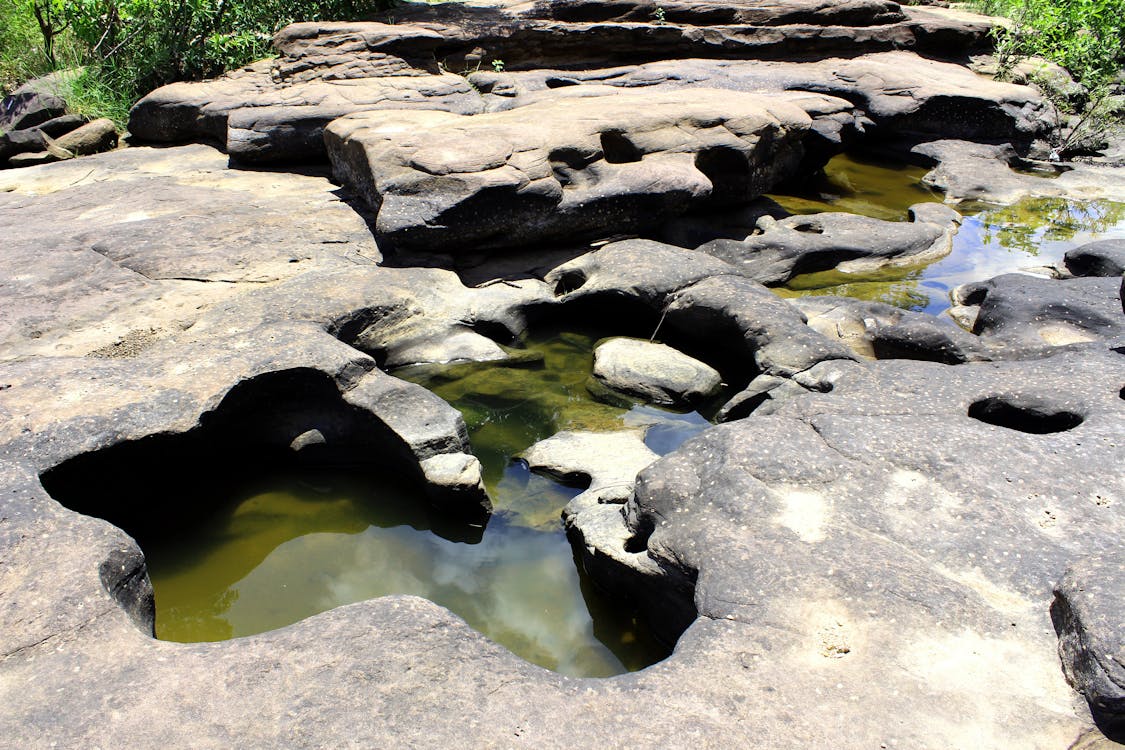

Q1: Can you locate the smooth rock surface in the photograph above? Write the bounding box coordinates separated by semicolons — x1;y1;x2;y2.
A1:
1066;240;1125;278
591;337;722;407
325;88;811;253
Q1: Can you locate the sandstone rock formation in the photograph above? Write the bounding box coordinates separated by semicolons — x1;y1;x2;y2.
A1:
590;337;722;407
326;88;811;252
1;0;1123;747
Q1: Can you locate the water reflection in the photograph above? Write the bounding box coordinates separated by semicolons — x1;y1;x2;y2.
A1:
770;156;1125;314
148;329;715;677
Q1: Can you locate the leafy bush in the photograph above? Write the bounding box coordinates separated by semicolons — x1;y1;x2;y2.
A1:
2;0;392;123
971;0;1124;156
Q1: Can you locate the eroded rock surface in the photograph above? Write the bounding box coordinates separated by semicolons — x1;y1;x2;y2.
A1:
325;88;811;252
697;202;961;285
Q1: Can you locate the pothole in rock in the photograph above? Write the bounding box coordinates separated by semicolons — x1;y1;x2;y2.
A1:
967;396;1084;434
42;327;722;677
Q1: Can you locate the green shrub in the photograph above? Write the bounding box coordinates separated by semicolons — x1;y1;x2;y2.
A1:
3;0;392;123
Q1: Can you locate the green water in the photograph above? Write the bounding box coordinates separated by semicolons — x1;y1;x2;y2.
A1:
769;155;1125;314
147;329;713;677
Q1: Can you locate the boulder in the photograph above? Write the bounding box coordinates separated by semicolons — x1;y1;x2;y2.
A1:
325;88;812;253
913;139;1125;204
952;273;1125;352
1053;557;1125;738
0;91;66;131
544;239;856;376
52;118;118;157
697;202;961;285
1065;240;1125;278
0;115;89;163
591;337;722;407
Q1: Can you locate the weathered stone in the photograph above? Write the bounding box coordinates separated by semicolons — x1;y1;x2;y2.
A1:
326;88;811;253
697;203;961;285
791;295;991;363
953;273;1125;352
545;239;856;376
1065;240;1125;278
128;61;484;163
591;337;722;407
52;118;118;157
914;139;1125;204
1053;557;1125;736
476;51;1053;146
522;428;657;505
0;91;66;131
6;150;59;167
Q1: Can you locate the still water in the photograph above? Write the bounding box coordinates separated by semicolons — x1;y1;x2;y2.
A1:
147;329;712;677
770;154;1125;314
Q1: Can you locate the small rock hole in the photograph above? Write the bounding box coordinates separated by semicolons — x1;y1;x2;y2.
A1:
967;396;1084;434
600;131;643;164
553;269;588;296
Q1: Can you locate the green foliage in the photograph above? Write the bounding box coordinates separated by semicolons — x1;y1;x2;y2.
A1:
974;0;1124;88
971;0;1124;155
2;0;392;123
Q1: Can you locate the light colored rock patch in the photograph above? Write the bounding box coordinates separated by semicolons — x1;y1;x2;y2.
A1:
592;337;722;407
774;487;828;543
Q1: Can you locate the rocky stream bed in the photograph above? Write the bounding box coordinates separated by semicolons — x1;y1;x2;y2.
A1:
1;0;1123;747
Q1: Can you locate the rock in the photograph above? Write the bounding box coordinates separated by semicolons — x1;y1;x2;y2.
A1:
417;452;489;516
1;136;1124;748
129;60;484;163
953;273;1125;352
1065;240;1125;278
0;115;89;163
913;139;1125;204
476;51;1053;147
571;344;1124;747
1053;557;1125;738
697;203;961;285
791;295;991;363
52;118;118;157
522;429;658;505
6;150;59;168
544;239;856;377
0;91;66;131
325;88;811;253
128;9;1038;166
591;337;722;407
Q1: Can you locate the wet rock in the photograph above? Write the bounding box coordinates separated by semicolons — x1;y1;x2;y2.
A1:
326;88;811;253
953;273;1125;352
52;118;118;157
1053;557;1125;738
591;337;722;408
418;452;489;516
1065;240;1125;278
697;203;961;285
